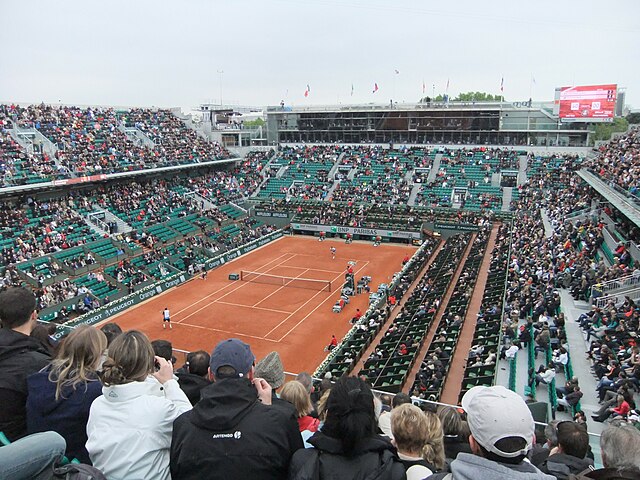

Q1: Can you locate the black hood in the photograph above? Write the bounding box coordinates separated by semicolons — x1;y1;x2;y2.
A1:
190;377;259;431
0;328;50;361
176;371;211;390
308;431;397;456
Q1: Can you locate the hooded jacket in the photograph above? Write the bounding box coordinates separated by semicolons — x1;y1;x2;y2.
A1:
176;370;211;405
86;377;192;480
541;453;594;479
568;467;640;480
0;328;51;441
427;452;556;480
288;431;406;480
26;368;102;464
170;377;303;480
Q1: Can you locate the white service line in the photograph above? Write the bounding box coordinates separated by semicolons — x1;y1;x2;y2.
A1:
178;322;279;343
215;300;293;315
276;260;370;342
174;253;296;323
263;260;369;340
252;267;310;307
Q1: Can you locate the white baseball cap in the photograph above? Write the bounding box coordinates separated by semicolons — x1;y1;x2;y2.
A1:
461;385;534;458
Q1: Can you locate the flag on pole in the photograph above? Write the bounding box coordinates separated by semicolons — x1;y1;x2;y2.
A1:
422;80;426;94
304;84;310;97
351;84;354;96
500;77;504;93
373;83;379;93
446;78;450;92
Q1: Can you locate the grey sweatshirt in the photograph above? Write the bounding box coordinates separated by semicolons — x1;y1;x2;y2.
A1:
448;453;557;480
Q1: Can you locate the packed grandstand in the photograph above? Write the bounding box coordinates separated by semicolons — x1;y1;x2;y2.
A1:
1;101;639;479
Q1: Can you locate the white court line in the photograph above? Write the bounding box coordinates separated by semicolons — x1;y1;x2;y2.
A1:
276;260;370;342
279;265;344;274
252;267;310;307
281;250;369;262
178;322;279;343
171;252;293;317
263;262;368;340
215;300;293;315
175;254;297;324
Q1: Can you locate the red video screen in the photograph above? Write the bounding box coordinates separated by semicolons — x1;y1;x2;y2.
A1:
557;84;617;121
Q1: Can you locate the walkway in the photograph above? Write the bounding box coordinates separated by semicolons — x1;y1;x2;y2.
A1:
440;224;499;404
402;234;477;393
350;240;444;375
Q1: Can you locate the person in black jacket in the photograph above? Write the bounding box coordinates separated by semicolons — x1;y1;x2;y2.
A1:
288;375;406;480
540;421;592;479
170;338;303;480
0;287;51;441
175;350;211;405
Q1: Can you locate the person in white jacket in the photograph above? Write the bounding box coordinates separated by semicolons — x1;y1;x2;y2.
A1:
86;330;192;480
534;363;556;388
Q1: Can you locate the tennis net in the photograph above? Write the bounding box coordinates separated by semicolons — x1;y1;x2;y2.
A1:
240;270;332;292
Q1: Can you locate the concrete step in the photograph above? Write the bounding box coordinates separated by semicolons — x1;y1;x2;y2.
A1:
427;155;441;183
407;184;421;206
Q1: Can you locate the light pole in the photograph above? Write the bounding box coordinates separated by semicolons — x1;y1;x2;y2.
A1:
217;70;224;106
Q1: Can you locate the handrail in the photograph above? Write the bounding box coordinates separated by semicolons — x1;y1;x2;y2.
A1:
590;273;640;299
594;286;640;308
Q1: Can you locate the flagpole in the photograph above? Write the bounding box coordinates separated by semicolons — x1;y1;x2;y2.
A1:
393;72;396;102
528;73;533;145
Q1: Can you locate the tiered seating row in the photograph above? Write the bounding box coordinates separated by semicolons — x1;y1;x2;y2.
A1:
411;229;490;400
360;234;472;393
458;224;511;401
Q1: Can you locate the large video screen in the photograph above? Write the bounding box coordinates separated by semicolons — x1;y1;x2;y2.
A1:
555;84;617;122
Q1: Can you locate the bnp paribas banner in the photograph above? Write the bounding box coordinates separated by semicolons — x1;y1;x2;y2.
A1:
291;223;421;240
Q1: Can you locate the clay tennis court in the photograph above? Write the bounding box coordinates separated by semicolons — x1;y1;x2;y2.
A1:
106;236;416;373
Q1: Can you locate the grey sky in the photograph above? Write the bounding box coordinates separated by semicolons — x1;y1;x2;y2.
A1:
1;0;638;110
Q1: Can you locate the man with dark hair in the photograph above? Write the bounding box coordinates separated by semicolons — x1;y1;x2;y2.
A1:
176;350;211;405
152;339;176;367
170;338;303;479
541;422;592;478
0;287;52;440
427;385;554;479
100;322;123;346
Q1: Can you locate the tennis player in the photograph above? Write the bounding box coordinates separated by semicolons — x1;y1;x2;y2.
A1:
330;246;336;259
162;307;172;329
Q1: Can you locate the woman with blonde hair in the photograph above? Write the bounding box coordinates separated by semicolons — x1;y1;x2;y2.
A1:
280;380;320;433
27;325;107;463
86;330;191;480
391;403;445;479
422;410;446;472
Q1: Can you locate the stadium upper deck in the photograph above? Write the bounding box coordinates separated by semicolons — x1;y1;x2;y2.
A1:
266;101;592;147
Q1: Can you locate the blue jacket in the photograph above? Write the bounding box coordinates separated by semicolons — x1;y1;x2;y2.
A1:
26;368;102;464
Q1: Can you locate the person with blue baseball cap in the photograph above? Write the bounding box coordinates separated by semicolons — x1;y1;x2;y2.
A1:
170;339;303;479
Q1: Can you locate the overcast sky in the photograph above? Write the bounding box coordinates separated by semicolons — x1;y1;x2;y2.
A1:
1;0;638;111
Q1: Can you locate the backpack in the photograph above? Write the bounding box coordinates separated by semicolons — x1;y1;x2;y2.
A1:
52;463;108;480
